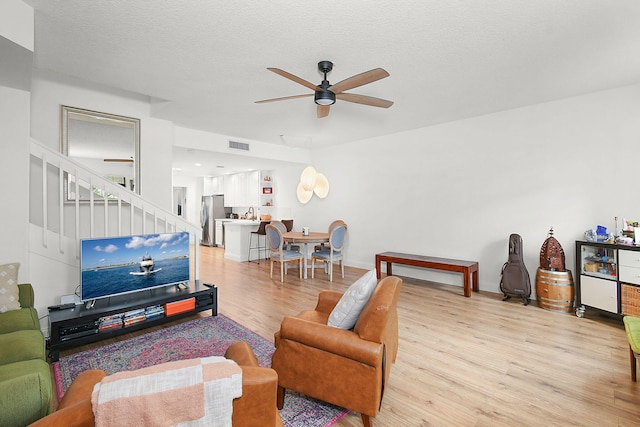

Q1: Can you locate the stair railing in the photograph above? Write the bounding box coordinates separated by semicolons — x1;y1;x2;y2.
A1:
29;138;201;281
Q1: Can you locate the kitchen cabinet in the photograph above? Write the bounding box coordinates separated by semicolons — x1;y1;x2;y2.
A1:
223;171;260;207
223;219;261;262
204;176;224;195
575;241;640;317
247;170;260;207
214;221;224;246
223;174;237;207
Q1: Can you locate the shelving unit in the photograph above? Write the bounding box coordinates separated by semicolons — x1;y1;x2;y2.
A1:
48;283;217;361
575;241;640;318
260;171;274;207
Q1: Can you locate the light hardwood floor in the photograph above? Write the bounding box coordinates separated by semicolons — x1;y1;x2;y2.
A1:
58;246;640;426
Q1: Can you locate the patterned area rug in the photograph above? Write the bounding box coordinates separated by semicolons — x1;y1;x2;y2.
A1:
53;314;348;427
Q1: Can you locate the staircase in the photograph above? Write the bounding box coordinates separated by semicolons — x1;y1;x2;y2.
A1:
28;139;201;309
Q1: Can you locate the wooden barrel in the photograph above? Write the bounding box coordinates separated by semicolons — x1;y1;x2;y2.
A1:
535;268;574;313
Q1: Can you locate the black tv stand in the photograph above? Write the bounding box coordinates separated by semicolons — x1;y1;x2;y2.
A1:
48;281;217;362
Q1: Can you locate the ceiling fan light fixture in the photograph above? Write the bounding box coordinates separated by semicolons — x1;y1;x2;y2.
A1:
314;90;336;106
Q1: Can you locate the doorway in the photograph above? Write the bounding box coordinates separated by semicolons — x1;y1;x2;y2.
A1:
173;187;187;218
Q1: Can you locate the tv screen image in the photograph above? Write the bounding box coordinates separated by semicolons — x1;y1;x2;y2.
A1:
80;231;191;302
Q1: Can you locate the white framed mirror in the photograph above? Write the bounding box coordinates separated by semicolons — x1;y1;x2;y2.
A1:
60;105;140;200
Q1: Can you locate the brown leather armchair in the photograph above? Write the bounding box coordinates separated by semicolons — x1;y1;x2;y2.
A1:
272;276;402;427
29;341;283;427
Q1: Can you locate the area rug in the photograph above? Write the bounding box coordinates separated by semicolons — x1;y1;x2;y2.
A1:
53;314;348;427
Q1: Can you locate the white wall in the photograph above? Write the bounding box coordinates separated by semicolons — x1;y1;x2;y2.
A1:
29;70;173;210
172;175;203;227
141;117;173;209
0;86;31;284
173;126;310;164
0;2;32;285
288;83;640;296
0;0;33;50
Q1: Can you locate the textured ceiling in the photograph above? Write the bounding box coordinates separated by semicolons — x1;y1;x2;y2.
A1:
22;0;640;174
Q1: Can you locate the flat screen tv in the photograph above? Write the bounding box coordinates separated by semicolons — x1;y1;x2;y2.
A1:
80;231;191;302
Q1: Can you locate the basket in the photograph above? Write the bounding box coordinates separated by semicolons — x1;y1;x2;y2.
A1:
584;262;599;273
622;284;640;316
260;214;271;221
539;228;566;270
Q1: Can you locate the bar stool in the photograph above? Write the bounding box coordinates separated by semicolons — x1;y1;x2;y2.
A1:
248;221;269;263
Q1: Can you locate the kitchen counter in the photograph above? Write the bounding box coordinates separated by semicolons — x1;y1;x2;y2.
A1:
220;219;262;262
215;219;261;224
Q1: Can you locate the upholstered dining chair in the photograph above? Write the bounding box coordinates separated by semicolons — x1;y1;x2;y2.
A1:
271;220;300;253
311;224;346;281
270;220;286;234
272;275;403;427
314;219;346;252
265;224;303;282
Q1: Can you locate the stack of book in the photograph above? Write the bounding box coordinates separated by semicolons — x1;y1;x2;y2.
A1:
98;313;123;332
123;308;146;327
145;305;164;320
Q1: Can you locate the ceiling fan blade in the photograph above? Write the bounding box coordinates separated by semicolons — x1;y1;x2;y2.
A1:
336;93;394;108
255;94;313;104
267;68;321;92
317;105;330;118
329;68;390;94
104;158;134;163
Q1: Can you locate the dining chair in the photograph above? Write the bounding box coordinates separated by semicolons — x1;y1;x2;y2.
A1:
314;220;346;253
270;220;287;234
265;224;303;282
271;220;300;253
248;221;270;263
311;224;346;281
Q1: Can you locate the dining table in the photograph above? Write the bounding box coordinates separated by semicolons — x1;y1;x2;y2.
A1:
282;231;330;279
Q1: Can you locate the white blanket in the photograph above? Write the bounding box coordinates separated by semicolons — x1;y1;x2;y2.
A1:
91;356;242;427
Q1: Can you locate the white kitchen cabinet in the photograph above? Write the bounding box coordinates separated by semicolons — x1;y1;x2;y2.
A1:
203;176;224;195
236;172;248;205
223;174;237;207
247;170;260;207
214;221;224;246
222;171;261;207
223;220;261;262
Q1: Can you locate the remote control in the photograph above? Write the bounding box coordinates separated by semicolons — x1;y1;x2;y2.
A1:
48;303;76;311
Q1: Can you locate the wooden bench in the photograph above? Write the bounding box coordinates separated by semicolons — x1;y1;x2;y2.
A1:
375;252;479;297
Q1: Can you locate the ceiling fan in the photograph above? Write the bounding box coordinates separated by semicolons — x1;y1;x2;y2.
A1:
255;61;393;118
103;158;133;163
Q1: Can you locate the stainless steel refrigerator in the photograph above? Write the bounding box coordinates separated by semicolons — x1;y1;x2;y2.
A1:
200;195;230;246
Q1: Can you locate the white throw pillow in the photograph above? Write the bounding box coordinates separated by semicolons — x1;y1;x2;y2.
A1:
0;263;20;313
328;269;378;329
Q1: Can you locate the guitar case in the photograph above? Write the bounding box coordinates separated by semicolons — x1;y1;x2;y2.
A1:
500;233;531;305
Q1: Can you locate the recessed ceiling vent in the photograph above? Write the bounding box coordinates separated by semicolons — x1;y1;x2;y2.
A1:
229;141;249;151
